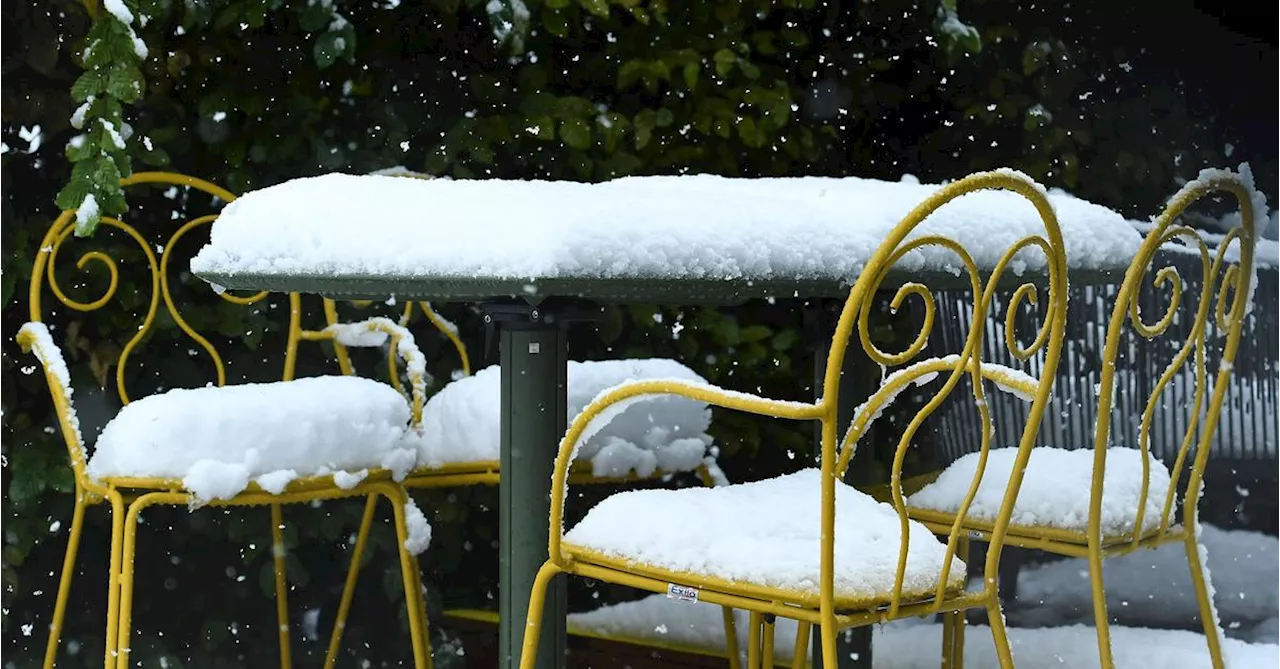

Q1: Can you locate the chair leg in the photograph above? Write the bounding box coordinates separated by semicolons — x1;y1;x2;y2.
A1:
818;612;840;669
43;492;87;669
721;606;742;669
384;487;433;669
1184;525;1226;669
1086;540;1115;669
985;598;1015;669
942;611;954;669
517;561;561;669
942;609;967;669
945;536;969;669
324;494;380;669
790;622;811;669
746;611;763;669
115;493;164;669
270;503;293;669
103;491;126;669
761;616;776;668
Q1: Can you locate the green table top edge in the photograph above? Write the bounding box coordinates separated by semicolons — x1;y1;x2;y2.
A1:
197;268;1128;305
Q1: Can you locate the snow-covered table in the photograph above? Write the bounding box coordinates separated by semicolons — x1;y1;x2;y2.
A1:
190;172;1142;669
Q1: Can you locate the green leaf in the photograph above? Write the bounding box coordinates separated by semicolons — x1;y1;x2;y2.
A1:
71;70;106;102
579;0;610;18
295;2;333;31
554;96;596;120
598;151;642;177
771;328;799;351
739;325;772;343
737;116;760;147
597;112;628;152
682;62;700;91
65;134;97;162
313;31;344;69
558;118;592;150
713;48;736;78
633;110;656;150
542;11;570;37
106;66;143;102
618;60;645;90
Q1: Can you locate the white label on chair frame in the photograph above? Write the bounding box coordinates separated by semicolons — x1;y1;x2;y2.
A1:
666;584;699;603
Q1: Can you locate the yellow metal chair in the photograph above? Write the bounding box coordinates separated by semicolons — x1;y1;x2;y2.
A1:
317;297;740;667
906;168;1260;669
517;170;1070;669
21;172;432;669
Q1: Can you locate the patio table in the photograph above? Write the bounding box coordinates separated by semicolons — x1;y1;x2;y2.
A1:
190;172;1141;669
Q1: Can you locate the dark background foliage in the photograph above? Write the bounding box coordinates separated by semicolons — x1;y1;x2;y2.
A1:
3;0;1275;666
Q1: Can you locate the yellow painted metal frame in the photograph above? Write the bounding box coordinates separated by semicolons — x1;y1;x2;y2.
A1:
21;172;432;669
518;171;1071;669
907;170;1259;669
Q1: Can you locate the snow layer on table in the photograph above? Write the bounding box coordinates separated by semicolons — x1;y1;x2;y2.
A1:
568;593;1279;667
87;376;417;505
563;469;966;601
190;171;1141;282
908;446;1171;535
413;359;713;476
18;323;84;449
1016;523;1278;643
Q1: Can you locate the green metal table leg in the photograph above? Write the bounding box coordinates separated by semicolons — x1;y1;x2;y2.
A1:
498;322;568;669
805;301;874;669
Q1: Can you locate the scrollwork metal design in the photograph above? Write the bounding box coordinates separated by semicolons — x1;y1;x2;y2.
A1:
824;171;1068;617
30;173;244;404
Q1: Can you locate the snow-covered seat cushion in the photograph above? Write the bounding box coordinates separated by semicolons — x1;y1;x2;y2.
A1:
907;446;1172;535
86;376;419;504
562;469;967;607
414;359;714;476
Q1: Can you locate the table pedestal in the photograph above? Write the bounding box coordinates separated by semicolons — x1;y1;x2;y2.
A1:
497;315;568;669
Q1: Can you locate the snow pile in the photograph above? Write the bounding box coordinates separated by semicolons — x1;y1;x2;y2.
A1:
403;498;432;555
1015;523;1279;642
413;359;714;476
563;469;967;602
568;593;1279;667
908;446;1172;534
190;171;1140;283
87;376;418;505
326;316;428;407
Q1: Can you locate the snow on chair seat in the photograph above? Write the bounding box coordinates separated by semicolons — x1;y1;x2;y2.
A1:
413;359;715;477
907;446;1172;536
562;469;967;608
86;375;420;505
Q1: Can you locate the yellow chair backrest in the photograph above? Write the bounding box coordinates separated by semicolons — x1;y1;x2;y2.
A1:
1091;168;1259;547
23;171;466;491
544;170;1069;620
24;172;266;489
823;170;1069;614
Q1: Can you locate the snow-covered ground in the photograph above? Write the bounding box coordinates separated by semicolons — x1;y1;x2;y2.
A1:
1013;523;1278;644
569;522;1280;667
569;595;1278;668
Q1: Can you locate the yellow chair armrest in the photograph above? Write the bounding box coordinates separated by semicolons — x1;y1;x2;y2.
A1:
17;322;89;480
